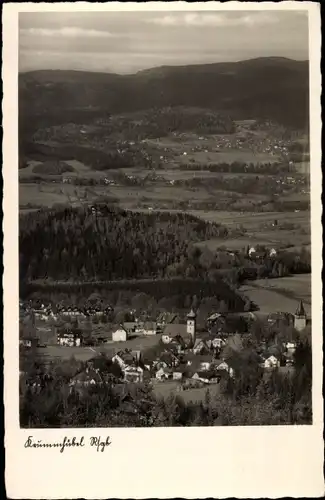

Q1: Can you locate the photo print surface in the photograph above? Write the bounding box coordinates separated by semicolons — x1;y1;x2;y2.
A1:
18;8;313;429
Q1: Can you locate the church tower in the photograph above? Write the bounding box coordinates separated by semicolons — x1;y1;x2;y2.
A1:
294;300;307;332
187;309;197;348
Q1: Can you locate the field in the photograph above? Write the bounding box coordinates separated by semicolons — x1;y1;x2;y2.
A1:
194;210;310;251
176;149;279;165
37;333;162;363
240;273;311;315
20;127;311;282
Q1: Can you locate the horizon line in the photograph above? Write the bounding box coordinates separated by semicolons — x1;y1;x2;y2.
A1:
18;55;309;77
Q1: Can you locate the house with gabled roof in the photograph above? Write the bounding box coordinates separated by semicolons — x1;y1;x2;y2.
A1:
192;371;219;384
112;325;128;342
124;365;144;383
192;338;210;355
156;366;172;381
261;354;280;369
213;359;235;378
70;367;103;389
184;353;213;372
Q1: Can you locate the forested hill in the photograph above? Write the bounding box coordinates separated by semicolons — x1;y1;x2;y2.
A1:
19;57;309;140
19;207;230;283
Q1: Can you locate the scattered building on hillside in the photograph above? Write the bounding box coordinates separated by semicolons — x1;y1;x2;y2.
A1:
192;371;219;384
269;248;277;257
261;354;280;369
294;300;307;331
112;350;142;380
19;337;38;349
209;337;226;349
57;330;82;347
70;368;103;390
124;365;144;383
141;321;158;335
183;353;212;371
214;359;235;378
284;341;297;353
172;369;185;381
248;247;256;257
156;366;172;381
112;326;128;342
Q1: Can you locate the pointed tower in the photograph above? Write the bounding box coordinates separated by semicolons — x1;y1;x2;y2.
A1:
187;309;197;348
294;300;307;332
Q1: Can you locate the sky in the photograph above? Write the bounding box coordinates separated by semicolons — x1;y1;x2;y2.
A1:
19;10;309;74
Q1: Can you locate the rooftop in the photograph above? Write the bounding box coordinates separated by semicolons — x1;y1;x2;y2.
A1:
187;309;197;319
295;300;306;317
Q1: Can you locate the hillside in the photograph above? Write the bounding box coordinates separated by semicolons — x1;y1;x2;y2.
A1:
19;57;309;143
19;206;230;283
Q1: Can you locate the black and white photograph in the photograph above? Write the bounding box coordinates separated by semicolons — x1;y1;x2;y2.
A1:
17;7;315;430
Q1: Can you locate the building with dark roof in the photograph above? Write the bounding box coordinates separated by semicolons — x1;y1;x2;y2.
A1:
294;300;307;331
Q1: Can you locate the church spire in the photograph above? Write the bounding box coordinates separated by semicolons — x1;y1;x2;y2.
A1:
295;300;306;317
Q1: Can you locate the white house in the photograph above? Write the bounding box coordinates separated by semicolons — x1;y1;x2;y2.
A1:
215;360;234;378
112;326;128;342
248;247;256;257
155;367;171;381
284;341;296;352
124;365;143;383
198;361;211;372
58;332;82;347
269;248;277;257
211;338;226;349
262;355;280;369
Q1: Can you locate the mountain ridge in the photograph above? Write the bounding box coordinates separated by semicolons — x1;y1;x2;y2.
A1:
19;57;309;139
19;56;308;77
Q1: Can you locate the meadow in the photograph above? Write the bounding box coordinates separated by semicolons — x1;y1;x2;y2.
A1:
193;210;310;251
37;333;162;363
239;273;311;316
176;149;279;165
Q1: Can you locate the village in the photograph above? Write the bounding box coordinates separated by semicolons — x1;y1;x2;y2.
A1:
20;292;310;396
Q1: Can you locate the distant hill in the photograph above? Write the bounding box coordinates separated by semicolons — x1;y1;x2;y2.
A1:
19;57;309;142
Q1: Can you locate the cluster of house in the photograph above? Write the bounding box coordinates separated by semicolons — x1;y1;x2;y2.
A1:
20;300;114;322
111;320;159;342
62;302;308;390
55;314;176;346
174;129;292;159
